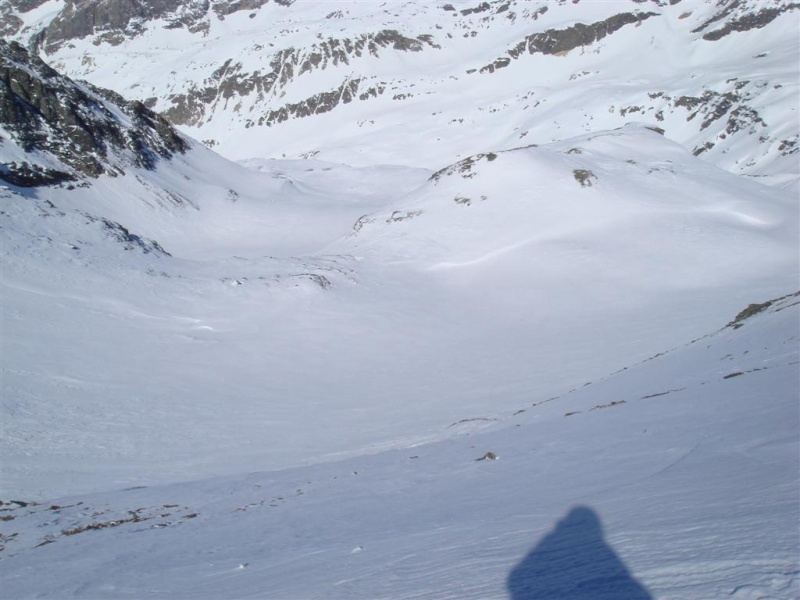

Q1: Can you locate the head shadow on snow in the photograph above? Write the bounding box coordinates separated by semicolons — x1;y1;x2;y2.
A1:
507;506;652;600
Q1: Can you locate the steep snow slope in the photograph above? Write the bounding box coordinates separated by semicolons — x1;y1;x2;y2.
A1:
1;293;797;599
7;0;800;185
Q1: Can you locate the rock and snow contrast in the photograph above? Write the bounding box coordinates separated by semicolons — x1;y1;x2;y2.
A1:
6;0;799;186
1;1;798;598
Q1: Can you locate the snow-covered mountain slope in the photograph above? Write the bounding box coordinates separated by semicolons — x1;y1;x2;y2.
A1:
1;292;797;599
1;6;798;598
2;111;797;501
0;41;427;498
5;0;800;186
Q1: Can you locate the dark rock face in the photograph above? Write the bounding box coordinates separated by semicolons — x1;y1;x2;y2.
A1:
33;0;300;51
429;151;501;182
480;10;658;73
85;213;172;255
726;291;800;329
0;161;76;187
692;1;799;41
9;0;51;10
260;79;362;127
613;78;775;158
460;2;492;17
41;0;184;51
213;0;268;18
700;4;800;40
0;40;187;185
2;0;49;36
668;82;766;155
0;7;23;37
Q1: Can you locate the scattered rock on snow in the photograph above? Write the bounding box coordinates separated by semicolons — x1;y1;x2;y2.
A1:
476;451;498;461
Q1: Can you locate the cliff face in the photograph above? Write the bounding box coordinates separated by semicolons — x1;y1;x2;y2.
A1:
0;39;187;186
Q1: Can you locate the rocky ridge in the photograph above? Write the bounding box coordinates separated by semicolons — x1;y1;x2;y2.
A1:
691;0;800;40
0;39;187;186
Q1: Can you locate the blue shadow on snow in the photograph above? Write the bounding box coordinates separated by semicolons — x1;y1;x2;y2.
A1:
507;506;652;600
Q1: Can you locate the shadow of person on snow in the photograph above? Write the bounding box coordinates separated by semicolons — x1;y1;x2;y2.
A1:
507;506;652;600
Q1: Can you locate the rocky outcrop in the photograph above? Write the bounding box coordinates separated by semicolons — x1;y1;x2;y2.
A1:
726;291;800;329
699;4;800;40
430;152;500;183
692;1;800;41
259;78;362;126
478;11;658;73
34;0;298;51
0;6;23;37
0;162;76;187
0;40;187;185
39;0;186;51
1;0;49;36
85;213;172;255
163;30;437;127
617;78;775;157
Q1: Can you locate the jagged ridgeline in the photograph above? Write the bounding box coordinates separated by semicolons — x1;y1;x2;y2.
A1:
0;39;187;186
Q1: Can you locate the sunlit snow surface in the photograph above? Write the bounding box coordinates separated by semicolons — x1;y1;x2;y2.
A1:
1;124;798;598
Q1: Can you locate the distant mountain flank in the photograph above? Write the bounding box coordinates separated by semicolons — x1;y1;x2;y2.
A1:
4;0;797;185
2;0;298;45
6;0;793;51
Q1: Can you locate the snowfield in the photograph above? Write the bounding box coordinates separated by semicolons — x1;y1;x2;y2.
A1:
1;124;797;598
0;291;797;598
1;0;799;597
3;126;796;501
